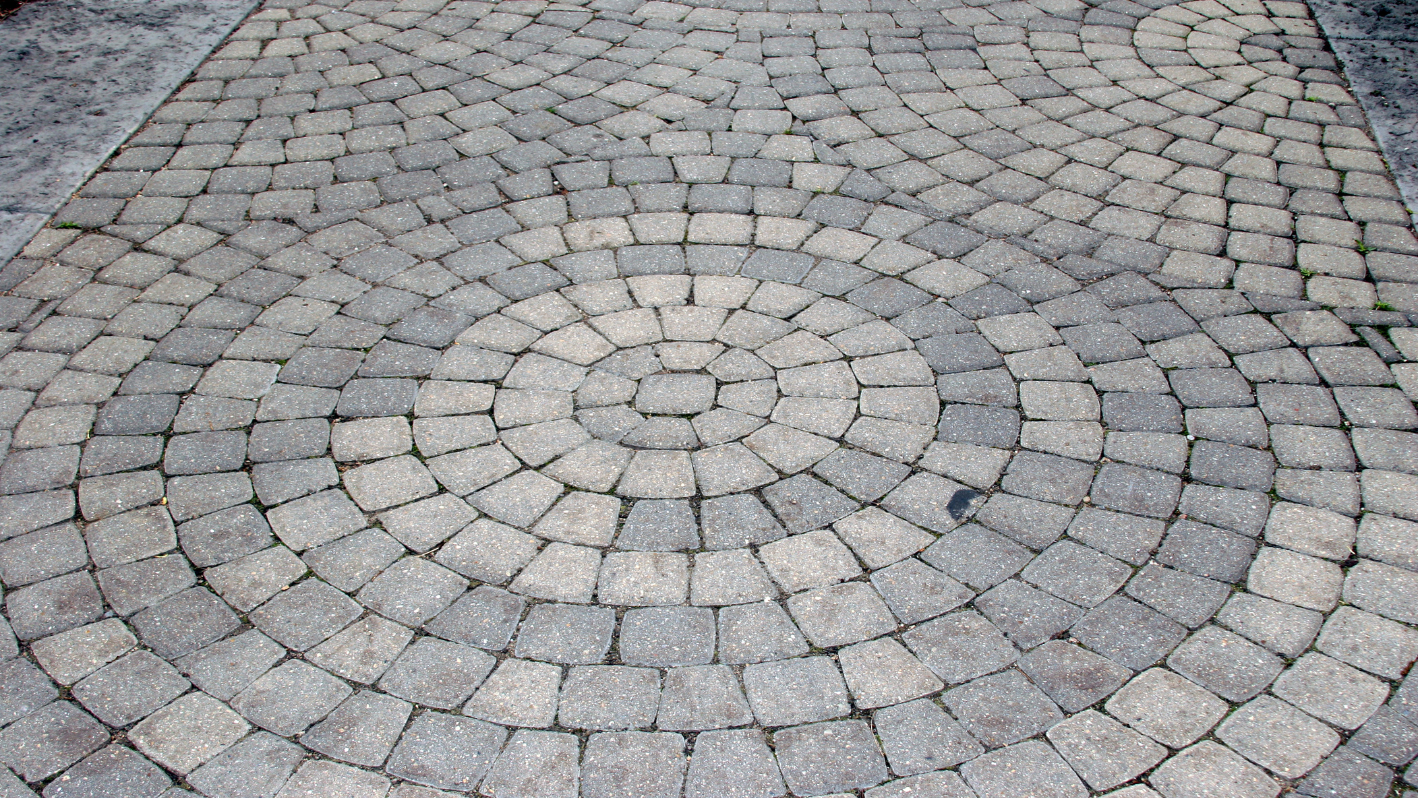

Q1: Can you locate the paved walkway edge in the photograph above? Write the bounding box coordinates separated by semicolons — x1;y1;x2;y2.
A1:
1308;0;1418;227
0;0;262;269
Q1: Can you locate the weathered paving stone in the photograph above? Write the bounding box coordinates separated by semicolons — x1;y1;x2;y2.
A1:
902;609;1018;685
301;690;413;768
464;658;562;730
40;744;172;798
71;650;189;727
943;669;1065;749
1148;741;1280;798
619;606;714;666
0;701;108;782
514;604;615;665
1071;596;1188;671
127;692;249;775
1047;710;1166;792
960;740;1088;798
787;582;897;649
272;760;390;798
248;578;360;652
580;732;686;798
29;618;135;686
1105;668;1229;749
743;656;850;728
231;659;352;736
1215;695;1340;780
656;665;753;732
186;732;304;798
718;602;810;665
5;0;1418;791
1166;626;1284;703
478;730;580;798
1273;652;1390;730
385;713;507;793
773;720;889;797
176;630;281;702
557;665;660;731
130;587;239;659
839;638;943;709
378;637;494;710
1018;640;1132;715
683;729;785;798
874;698;984;776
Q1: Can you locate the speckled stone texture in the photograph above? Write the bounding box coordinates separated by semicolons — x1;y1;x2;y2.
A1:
1;0;1417;795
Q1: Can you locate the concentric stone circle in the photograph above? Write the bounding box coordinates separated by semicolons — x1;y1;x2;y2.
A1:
1;0;1417;795
469;283;949;491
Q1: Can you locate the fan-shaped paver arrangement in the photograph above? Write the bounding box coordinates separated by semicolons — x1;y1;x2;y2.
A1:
1;0;1417;795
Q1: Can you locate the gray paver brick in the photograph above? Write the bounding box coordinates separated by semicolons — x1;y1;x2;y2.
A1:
743;656;850;728
0;701;108;782
41;744;172;798
1106;668;1228;749
960;740;1088;798
301;690;413;769
386;713;507;793
185;732;304;798
71;651;189;727
683;729;784;798
1047;709;1166;792
581;732;686;798
231;659;352;736
774;720;888;797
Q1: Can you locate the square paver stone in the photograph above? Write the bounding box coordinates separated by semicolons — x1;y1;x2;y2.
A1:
1046;709;1166;792
344;456;439;511
273;760;391;798
514;603;616;664
71;650;190;727
1105;668;1229;748
943;670;1064;749
300;690;414;768
357;557;467;627
385;712;508;792
378;638;496;710
581;732;686;798
619;606;715;666
186;732;304;798
1148;741;1281;798
131;587;239;658
231;659;353;737
39;744;173;798
0;701;108;782
249;574;362;648
127;692;249;774
960;740;1088;798
557;665;661;731
636;374;716;414
742;656;850;727
773;720;889;797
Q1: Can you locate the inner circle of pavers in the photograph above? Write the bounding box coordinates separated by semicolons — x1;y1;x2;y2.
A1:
457;282;968;502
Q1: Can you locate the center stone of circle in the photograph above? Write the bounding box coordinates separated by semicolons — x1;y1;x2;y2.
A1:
634;374;717;415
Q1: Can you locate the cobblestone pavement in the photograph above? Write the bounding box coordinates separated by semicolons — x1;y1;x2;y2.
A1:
1308;0;1418;226
0;0;260;267
0;0;1417;795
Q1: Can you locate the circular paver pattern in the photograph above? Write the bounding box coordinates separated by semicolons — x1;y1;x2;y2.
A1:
1;0;1418;796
